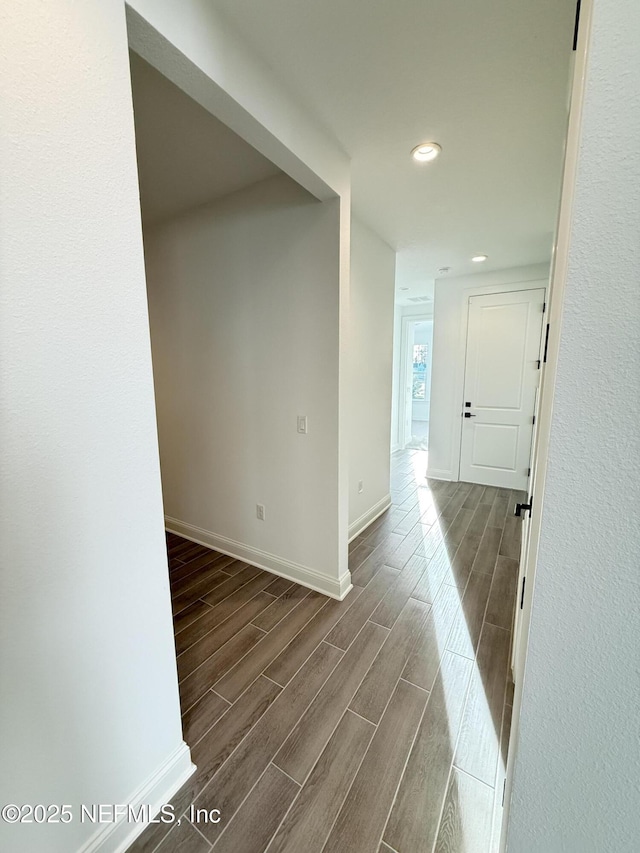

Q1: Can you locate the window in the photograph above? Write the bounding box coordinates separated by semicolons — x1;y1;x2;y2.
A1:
412;344;429;400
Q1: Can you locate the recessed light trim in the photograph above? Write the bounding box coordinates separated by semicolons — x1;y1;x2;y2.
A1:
411;142;441;162
471;254;488;263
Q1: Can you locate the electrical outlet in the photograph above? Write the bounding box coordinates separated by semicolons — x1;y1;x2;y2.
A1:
256;504;265;521
358;480;364;494
297;415;308;434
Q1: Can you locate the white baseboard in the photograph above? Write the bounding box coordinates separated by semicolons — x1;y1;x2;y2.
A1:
426;467;455;481
165;517;352;601
348;494;392;542
78;742;194;853
391;443;401;454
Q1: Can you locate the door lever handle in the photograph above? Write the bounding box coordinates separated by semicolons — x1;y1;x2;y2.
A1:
463;412;476;418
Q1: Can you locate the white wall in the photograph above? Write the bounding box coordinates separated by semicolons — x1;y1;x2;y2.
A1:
0;3;191;852
506;0;640;849
428;264;549;480
126;0;353;589
348;218;396;537
144;175;349;598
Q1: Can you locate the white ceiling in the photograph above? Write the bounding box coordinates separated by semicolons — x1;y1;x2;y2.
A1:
211;0;576;303
129;52;281;225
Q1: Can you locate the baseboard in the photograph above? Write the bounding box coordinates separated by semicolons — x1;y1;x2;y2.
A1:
348;494;392;542
391;443;401;454
426;467;455;481
78;742;194;853
165;517;352;601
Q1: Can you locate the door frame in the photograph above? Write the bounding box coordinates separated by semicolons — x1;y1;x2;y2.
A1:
454;281;547;482
500;0;594;848
398;313;433;449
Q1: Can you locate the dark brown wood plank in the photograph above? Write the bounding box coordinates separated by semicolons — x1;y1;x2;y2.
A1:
190;676;281;794
410;547;450;604
454;623;511;785
447;502;492;588
210;764;299;853
266;711;374;853
176;572;277;656
264;576;295;597
350;598;431;724
193;643;342;843
274;622;388;782
199;565;265;608
462;483;486;510
325;566;399;650
251;583;311;632
371;554;430;628
446;570;493;659
322;679;428;853
181;689;230;747
171;675;283;824
440;482;472;520
171;556;233;595
173;600;213;636
348;540;375;573
170;551;230;585
264;588;363;686
433;768;495;853
471;525;503;576
384;521;432;570
178;625;266;711
221;557;256;576
172;568;232;615
177;592;274;681
155;819;211;852
402;583;463;691
351;534;404;586
213;592;330;702
499;514;522;560
442;507;475;556
487;491;509;528
384;651;473;853
485;555;519;630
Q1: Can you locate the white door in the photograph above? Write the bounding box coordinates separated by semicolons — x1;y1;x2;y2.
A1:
511;385;539;684
459;289;545;489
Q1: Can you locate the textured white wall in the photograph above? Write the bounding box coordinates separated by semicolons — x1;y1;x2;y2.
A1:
348;218;396;532
429;264;549;480
506;0;640;849
144;175;347;595
0;2;190;852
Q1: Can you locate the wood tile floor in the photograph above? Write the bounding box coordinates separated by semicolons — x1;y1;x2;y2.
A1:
130;449;521;853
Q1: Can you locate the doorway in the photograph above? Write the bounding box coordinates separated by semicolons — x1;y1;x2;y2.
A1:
401;317;433;450
459;289;546;490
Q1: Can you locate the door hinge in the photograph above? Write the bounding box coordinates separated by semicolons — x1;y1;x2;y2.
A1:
543;323;551;363
502;778;507;806
520;576;526;609
537;359;541;369
532;415;536;425
542;301;546;313
527;467;531;477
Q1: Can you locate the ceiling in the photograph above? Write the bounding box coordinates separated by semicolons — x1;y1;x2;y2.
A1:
211;0;576;303
129;52;281;225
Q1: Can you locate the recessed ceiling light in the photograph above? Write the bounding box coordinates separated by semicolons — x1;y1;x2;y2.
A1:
400;287;409;291
471;255;488;262
411;142;441;162
437;267;451;275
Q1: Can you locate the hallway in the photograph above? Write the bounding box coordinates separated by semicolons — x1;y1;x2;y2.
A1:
132;450;521;853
